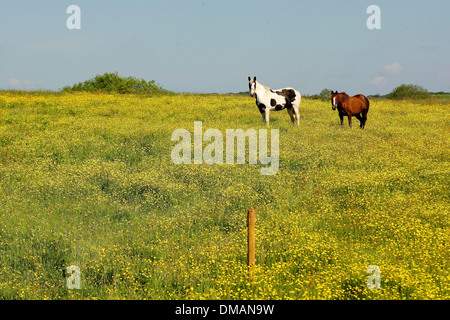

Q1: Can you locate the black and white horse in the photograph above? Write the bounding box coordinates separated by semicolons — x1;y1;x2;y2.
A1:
248;76;301;126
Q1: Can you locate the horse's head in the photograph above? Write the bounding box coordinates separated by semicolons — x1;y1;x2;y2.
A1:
331;90;339;110
248;76;256;97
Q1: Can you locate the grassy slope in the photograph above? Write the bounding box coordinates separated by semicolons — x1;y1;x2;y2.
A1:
0;91;448;299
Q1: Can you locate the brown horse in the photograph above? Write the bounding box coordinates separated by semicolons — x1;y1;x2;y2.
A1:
331;91;370;128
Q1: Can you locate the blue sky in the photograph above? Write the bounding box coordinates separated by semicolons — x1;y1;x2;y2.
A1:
1;0;449;94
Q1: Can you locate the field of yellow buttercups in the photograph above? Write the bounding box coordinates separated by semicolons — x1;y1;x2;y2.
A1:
0;91;448;299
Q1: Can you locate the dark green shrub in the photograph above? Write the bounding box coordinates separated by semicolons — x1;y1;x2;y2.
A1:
318;88;332;101
387;84;431;100
307;88;332;101
62;72;171;94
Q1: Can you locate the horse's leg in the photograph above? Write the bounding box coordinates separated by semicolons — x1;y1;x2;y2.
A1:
362;110;368;129
294;106;300;126
258;104;266;124
347;114;352;127
287;107;295;125
265;109;270;126
355;113;363;128
260;111;266;123
339;112;344;126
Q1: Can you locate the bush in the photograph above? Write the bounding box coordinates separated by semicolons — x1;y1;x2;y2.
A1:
387;84;431;100
308;88;332;101
318;88;332;101
62;72;171;94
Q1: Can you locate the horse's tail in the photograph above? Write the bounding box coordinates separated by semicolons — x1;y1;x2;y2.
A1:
364;95;370;112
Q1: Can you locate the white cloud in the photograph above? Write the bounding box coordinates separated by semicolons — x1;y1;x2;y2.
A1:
372;62;402;88
8;78;21;88
383;62;402;75
372;76;386;86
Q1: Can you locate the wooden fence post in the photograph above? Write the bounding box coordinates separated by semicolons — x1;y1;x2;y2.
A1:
247;209;256;278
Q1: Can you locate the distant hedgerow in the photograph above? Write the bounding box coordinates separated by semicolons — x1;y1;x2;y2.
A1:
62;72;172;94
387;84;431;100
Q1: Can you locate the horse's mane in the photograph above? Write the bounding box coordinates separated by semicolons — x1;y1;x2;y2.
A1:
256;81;271;92
338;92;350;102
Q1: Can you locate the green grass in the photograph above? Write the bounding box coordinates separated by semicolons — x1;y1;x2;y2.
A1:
0;91;448;299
